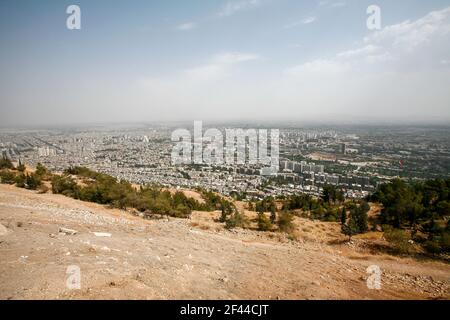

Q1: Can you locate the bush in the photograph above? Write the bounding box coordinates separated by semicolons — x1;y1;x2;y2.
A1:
277;212;295;233
257;213;273;231
225;211;249;229
35;163;51;180
0;157;14;170
441;232;450;253
383;227;412;254
15;174;26;188
0;170;16;184
424;240;441;254
51;174;80;198
25;173;42;190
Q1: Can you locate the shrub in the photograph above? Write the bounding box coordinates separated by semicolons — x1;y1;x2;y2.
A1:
384;227;412;254
225;211;249;229
0;170;16;184
51;174;79;197
15;174;26;188
257;213;273;231
424;240;441;254
25;173;42;190
270;208;276;224
441;232;450;253
277;211;295;233
35;163;51;180
0;157;14;170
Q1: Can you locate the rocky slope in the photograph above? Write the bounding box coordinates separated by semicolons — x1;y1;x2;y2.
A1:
0;184;448;300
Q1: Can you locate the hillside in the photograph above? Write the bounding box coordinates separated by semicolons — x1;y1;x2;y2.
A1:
0;184;449;300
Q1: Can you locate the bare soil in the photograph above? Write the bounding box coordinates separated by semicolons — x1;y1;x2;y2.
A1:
0;184;448;300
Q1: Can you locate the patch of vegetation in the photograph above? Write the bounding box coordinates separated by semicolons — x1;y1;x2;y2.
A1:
257;213;273;231
0;156;14;170
277;211;295;233
382;225;413;255
371;178;450;254
340;201;370;241
225;211;249;229
52;166;233;219
0;170;16;184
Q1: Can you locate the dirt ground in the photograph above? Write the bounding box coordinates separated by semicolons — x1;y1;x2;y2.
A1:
0;184;449;300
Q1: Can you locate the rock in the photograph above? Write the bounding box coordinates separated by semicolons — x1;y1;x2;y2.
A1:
0;223;9;236
93;232;111;237
59;227;78;235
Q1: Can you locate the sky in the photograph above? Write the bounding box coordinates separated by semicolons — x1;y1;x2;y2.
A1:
1;0;450;126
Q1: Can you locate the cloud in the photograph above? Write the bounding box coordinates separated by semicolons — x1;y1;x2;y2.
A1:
219;0;262;17
363;6;450;53
318;1;346;9
134;7;450;124
176;22;196;31
302;16;317;24
289;6;450;73
279;6;450;122
284;16;317;29
213;52;261;64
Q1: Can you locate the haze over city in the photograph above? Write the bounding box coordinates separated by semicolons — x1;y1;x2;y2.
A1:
1;0;450;126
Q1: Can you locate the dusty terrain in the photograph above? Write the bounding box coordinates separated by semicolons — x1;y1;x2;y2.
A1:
0;184;449;300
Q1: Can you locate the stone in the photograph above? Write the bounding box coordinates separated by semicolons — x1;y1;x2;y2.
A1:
93;232;111;237
59;227;78;235
0;223;9;236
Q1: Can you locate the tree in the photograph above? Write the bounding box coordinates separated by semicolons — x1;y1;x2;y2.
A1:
35;163;49;178
17;160;25;173
270;206;277;224
340;207;347;225
356;202;369;233
322;184;344;204
341;222;358;241
219;200;233;222
341;203;369;240
341;212;359;241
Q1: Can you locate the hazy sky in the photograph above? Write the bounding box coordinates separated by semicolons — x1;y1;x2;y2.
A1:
1;0;450;126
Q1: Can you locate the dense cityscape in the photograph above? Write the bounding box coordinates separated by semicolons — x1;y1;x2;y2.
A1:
1;124;449;200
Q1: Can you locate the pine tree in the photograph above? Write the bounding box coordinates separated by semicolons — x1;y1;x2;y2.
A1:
17;159;26;173
270;206;277;224
340;207;347;225
356;203;369;233
341;213;359;241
